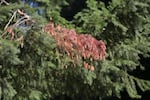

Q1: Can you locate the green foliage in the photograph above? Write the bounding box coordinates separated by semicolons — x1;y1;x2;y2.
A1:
73;0;110;36
0;0;150;100
73;0;150;99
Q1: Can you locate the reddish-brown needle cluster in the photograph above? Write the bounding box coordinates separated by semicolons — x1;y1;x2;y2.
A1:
44;21;106;70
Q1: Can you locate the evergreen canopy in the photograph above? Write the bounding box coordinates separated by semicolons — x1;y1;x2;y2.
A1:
0;0;150;100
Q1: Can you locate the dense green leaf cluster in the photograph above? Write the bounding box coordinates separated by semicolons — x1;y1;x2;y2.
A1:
0;0;150;100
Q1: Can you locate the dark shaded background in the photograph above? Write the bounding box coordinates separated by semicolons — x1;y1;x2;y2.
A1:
60;0;150;99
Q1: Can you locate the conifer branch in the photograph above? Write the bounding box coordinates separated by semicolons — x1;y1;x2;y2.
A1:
127;72;150;82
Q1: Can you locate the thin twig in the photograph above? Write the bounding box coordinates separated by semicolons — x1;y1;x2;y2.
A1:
4;10;17;30
0;0;9;5
4;9;30;30
15;19;30;27
17;9;30;19
15;17;26;25
1;9;31;39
